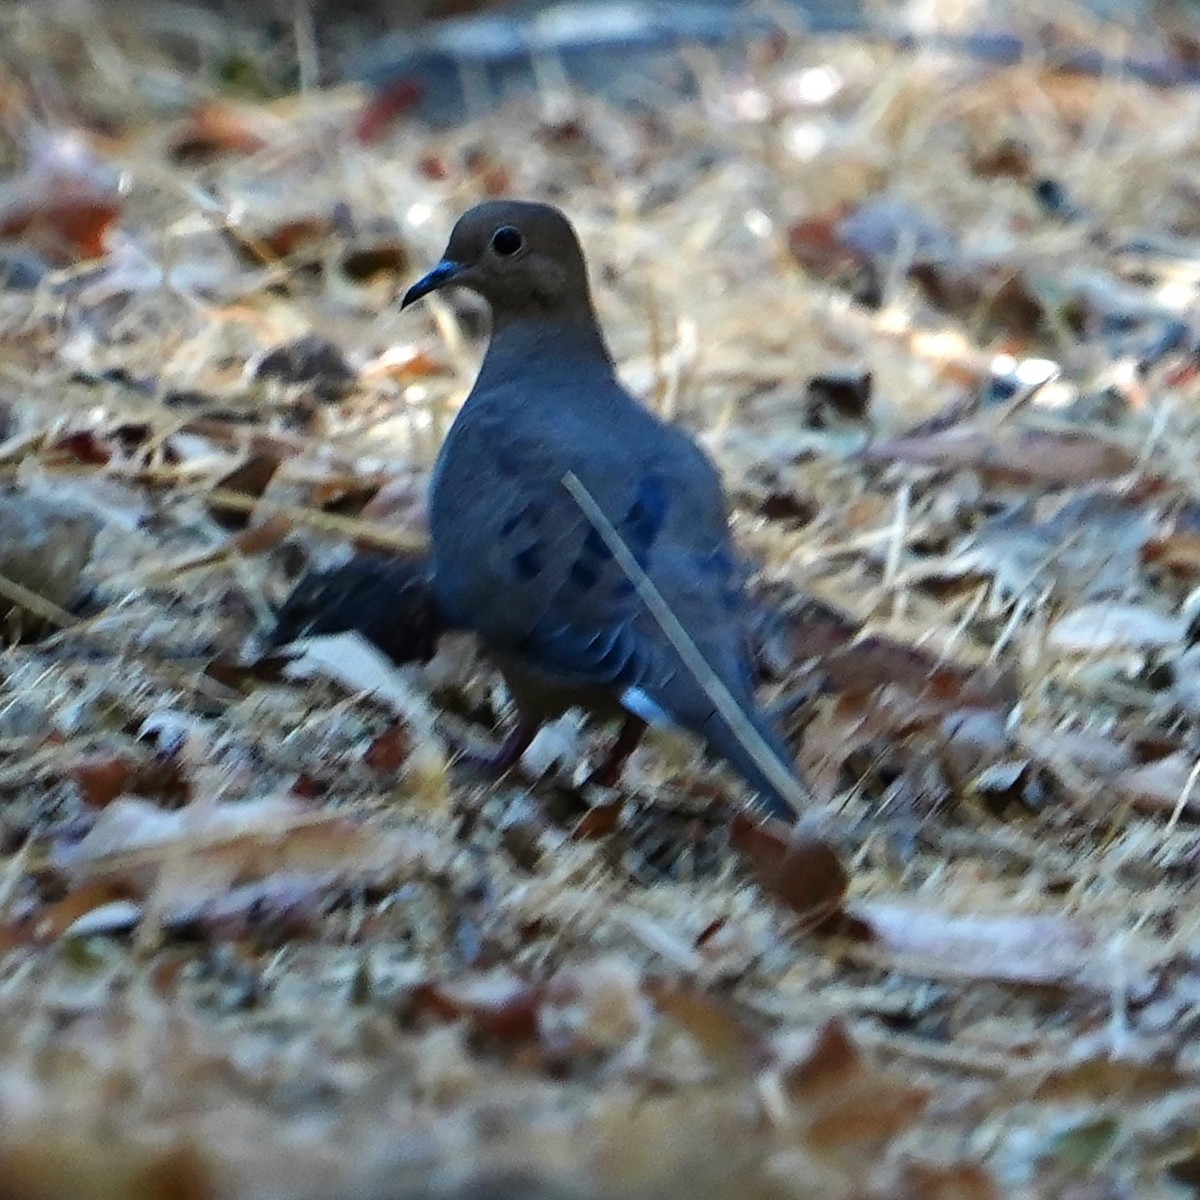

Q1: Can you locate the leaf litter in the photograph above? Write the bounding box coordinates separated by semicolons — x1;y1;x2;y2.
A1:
2;1;1200;1197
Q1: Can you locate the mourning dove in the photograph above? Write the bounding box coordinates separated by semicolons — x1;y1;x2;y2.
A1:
403;200;806;821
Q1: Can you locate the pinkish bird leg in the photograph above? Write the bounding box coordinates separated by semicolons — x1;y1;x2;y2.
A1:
471;720;539;776
586;715;646;788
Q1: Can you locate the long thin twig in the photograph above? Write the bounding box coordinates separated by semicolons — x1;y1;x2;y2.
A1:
0;569;77;629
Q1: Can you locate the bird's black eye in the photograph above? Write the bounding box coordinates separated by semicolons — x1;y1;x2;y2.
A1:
490;225;523;256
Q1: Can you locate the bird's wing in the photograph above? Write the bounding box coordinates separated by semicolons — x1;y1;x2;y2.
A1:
430;405;733;697
431;403;801;818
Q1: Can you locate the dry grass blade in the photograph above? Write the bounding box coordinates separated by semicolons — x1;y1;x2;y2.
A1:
196;488;427;552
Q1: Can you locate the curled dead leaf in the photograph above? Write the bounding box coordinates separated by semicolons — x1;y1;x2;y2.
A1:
208;452;284;530
363;724;412;774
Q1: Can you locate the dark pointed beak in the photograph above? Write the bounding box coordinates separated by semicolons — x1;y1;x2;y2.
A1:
401;260;462;309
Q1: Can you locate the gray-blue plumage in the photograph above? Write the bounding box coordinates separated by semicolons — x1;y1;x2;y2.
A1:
403;200;805;821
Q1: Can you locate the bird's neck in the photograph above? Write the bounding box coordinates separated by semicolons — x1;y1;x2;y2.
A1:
480;306;615;388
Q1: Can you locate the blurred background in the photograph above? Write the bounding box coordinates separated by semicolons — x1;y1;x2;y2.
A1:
13;0;1200;127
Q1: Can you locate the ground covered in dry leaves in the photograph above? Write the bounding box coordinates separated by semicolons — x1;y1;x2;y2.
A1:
5;4;1200;1198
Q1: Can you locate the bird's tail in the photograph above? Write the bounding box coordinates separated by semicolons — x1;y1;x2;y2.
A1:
699;704;806;822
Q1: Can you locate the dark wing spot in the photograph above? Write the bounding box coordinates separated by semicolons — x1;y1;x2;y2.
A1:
571;477;666;568
568;559;600;591
622;475;668;559
500;499;546;539
495;444;527;476
581;526;613;562
513;545;543;580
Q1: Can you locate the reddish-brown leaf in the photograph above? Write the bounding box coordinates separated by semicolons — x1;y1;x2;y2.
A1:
408;975;542;1042
787;207;857;275
648;983;763;1075
0;187;120;262
71;752;134;808
782;1020;860;1099
823;635;1018;711
729;814;848;920
970;137;1033;180
361;347;452;383
890;1162;1000;1200
417;153;451;180
48;429;114;466
230;513;295;556
780;1020;930;1155
290;773;328;800
1142;531;1200;576
363;724;411;774
32;879;132;941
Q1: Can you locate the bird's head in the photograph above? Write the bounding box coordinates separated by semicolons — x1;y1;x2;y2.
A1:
401;200;594;320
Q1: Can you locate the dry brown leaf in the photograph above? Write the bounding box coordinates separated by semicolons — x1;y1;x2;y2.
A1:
169;100;271;162
649;983;764;1077
824;635;1018;712
354;79;425;143
208;451;284;530
1141;530;1200;575
0;187;120;263
729;813;848;921
776;1020;930;1158
886;1160;1001;1200
409;971;543;1043
71;752;135;808
17;879;132;943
